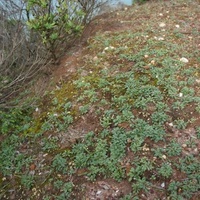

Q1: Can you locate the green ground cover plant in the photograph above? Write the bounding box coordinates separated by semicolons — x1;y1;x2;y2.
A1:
0;0;199;199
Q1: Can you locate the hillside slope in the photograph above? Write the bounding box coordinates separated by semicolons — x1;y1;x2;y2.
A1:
1;0;200;199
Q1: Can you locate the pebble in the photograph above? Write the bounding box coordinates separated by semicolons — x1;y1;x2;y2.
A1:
93;56;98;61
182;144;187;148
96;190;102;195
159;22;166;27
180;57;189;63
161;182;165;188
179;93;183;97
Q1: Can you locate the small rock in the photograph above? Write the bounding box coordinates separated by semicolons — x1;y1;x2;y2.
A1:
102;184;110;190
29;170;35;175
30;164;36;170
143;65;150;70
180;57;189;63
162;155;167;159
96;190;102;195
175;24;180;28
157;37;164;41
159;22;166;27
179;93;183;97
104;46;115;51
182;144;187;148
98;181;110;190
161;182;165;188
93;56;98;61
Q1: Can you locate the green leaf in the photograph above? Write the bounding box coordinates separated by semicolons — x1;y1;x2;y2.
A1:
44;22;55;29
50;33;58;40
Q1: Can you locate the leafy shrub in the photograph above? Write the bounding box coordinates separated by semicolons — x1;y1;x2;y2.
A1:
26;0;84;61
0;107;32;135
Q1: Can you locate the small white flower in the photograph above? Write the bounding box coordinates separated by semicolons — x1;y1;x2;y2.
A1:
53;113;58;117
179;93;183;97
169;122;173;127
144;54;149;58
162;155;167;159
175;24;180;28
35;107;39;112
159;22;166;28
159;13;163;16
180;57;189;63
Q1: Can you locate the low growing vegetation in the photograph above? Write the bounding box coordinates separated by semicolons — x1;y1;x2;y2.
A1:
0;0;200;199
